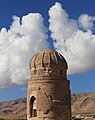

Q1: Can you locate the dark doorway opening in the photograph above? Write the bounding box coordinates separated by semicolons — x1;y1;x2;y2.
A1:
30;96;37;117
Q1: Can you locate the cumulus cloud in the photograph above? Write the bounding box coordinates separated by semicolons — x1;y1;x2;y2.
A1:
78;14;95;30
49;2;95;74
0;13;48;88
1;2;95;88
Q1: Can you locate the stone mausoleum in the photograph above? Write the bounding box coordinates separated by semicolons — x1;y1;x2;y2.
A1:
27;49;71;120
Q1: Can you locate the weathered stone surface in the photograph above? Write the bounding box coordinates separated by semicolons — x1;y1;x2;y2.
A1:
27;49;71;120
37;90;52;114
30;49;68;79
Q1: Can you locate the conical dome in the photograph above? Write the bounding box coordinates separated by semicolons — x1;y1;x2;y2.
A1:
30;49;68;79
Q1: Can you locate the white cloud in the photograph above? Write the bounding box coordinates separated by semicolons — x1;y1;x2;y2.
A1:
1;2;95;88
49;2;78;52
78;14;95;30
49;2;95;74
0;13;48;88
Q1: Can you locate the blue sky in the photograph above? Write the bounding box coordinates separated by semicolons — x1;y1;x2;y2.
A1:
0;0;95;101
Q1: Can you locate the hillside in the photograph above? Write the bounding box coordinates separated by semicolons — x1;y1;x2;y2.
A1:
0;98;27;119
0;92;95;119
71;92;95;116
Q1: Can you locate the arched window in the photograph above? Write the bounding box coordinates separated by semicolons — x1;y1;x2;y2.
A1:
30;96;37;117
60;70;63;75
34;70;37;75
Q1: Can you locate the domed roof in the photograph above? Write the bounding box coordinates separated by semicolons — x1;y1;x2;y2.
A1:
30;49;68;79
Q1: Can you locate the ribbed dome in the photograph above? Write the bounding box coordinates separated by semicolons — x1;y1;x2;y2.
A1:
30;49;68;79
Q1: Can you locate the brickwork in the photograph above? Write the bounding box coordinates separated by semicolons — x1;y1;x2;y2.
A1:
27;49;71;120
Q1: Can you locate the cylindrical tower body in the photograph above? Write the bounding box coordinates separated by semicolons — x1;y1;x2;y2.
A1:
27;49;71;120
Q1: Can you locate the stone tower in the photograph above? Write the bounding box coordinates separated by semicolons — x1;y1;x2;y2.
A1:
27;49;71;120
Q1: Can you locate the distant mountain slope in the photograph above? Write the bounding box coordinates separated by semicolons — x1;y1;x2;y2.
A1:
0;98;27;119
71;92;95;115
0;92;95;119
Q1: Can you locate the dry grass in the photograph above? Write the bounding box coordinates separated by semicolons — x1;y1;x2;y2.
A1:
0;113;26;120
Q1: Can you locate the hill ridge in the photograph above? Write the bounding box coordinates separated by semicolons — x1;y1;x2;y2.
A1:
0;92;95;119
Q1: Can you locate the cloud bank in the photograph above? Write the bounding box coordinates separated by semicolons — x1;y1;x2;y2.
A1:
1;2;95;88
49;2;95;74
0;13;48;88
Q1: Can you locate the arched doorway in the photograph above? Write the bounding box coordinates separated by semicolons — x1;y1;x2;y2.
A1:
30;96;37;117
